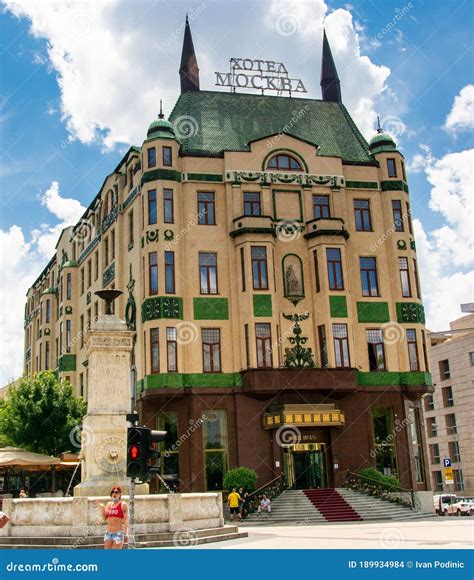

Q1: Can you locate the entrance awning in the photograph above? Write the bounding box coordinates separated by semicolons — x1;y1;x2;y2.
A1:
0;447;61;469
263;404;345;429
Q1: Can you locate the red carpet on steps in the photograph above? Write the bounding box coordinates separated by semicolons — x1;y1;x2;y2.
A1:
304;488;363;522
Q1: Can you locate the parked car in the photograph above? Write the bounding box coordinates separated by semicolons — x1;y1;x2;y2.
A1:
447;498;474;516
433;493;457;515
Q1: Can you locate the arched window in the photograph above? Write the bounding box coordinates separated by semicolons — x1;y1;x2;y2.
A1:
267;154;303;172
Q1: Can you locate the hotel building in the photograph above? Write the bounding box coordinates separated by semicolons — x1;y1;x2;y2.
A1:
24;19;432;493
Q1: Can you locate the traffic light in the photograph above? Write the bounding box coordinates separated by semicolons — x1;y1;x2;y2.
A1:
126;426;167;481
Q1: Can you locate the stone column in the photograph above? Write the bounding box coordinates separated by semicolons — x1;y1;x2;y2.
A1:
74;314;147;496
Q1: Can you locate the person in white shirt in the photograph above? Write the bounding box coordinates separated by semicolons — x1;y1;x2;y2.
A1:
257;494;271;514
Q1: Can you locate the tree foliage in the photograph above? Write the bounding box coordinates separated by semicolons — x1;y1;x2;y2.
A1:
0;372;86;456
223;467;258;493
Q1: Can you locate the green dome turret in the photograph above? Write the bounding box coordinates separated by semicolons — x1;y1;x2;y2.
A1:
147;100;176;140
368;117;397;154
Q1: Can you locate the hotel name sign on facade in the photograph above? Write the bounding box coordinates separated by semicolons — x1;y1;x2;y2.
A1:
215;58;307;93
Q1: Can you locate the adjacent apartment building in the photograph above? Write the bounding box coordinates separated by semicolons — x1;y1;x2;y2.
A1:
424;307;474;495
23;18;433;493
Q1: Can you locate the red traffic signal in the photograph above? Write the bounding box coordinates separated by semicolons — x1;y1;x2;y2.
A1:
129;445;140;460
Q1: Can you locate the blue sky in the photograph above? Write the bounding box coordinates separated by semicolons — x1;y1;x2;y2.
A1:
0;0;473;383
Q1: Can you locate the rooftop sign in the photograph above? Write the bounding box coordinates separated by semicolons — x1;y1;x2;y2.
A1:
215;58;307;95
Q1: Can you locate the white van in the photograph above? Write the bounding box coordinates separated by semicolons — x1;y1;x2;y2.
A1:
433;493;457;515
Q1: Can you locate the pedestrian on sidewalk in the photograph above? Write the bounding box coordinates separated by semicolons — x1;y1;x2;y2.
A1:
227;488;242;522
95;486;129;549
238;487;248;520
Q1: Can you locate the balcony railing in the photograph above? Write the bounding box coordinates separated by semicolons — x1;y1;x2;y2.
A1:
304;217;349;240
230;215;275;238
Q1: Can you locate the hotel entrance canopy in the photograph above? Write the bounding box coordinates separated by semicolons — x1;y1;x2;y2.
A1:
263;404;345;429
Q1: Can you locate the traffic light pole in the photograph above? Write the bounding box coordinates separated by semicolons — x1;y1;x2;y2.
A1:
128;364;138;550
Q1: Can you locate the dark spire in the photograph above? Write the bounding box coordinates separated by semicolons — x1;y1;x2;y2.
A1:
320;29;342;103
179;15;200;93
159;99;164;119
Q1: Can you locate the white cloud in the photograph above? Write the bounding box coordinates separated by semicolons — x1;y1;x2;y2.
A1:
267;1;391;137
444;84;474;134
406;143;434;174
412;148;474;330
0;183;85;384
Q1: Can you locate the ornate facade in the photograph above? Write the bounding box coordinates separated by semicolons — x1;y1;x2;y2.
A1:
24;18;432;493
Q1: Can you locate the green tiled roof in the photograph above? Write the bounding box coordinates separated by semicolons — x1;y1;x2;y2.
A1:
169;90;372;162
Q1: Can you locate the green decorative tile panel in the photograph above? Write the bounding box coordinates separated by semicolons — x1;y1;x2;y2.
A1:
330;295;348;318
396;302;425;324
381;180;409;193
193;297;229;320
59;354;76;372
253;294;272;317
357;371;432;387
141;297;183;322
356;302;390;323
141;169;181;184
186;173;223;182
141;372;242;390
103;262;115;287
345;180;378;189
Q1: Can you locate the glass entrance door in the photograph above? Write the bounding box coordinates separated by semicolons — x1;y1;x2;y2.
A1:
284;444;327;489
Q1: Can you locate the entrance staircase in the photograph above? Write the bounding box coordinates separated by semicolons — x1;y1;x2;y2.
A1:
244;488;430;524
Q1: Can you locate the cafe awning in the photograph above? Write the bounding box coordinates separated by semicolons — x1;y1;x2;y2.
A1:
0;447;61;469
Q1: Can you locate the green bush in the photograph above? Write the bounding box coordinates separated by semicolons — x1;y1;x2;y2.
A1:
223;467;257;493
357;468;401;491
380;475;401;491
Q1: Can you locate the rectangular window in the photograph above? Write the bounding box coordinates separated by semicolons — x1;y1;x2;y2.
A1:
111;229;115;261
80;268;85;295
427;417;437;437
445;413;457;435
199;252;218;294
243;192;262;216
149;252;158;295
94;252;99;281
439;359;450;380
255;323;273;368
454;469;464;492
354;199;372;231
202;328;221;373
408;407;425;483
391;200;404;232
197;192;216;225
79;373;84;398
163;189;174;223
424;394;434;411
449;441;461;463
244;324;250;368
150;328;160;373
401;160;406;181
203;410;228;491
66;319;71;353
470;352;474;366
94;301;99;323
326;248;344;290
166;327;177;372
333;323;350;368
433;471;443;492
399;257;412;297
147;147;156;168
45;341;50;371
360;257;379;297
422;331;429;371
442;386;454;407
162;146;172;166
148;190;157;225
128;210;134;246
240;247;246;292
156;412;180;480
251;246;269;290
104;237;109;268
59;322;63;357
313;251;321;293
407;329;419;371
413;259;421;299
318;325;328;367
366;329;386;371
87;308;91;330
87;259;92;288
39;343;42;371
430;443;440;464
80;315;84;349
164;251;175;294
45;299;51;324
387;158;397;177
312;194;330;219
406;202;413;234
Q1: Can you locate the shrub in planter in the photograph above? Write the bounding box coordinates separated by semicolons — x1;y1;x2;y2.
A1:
223;467;257;493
